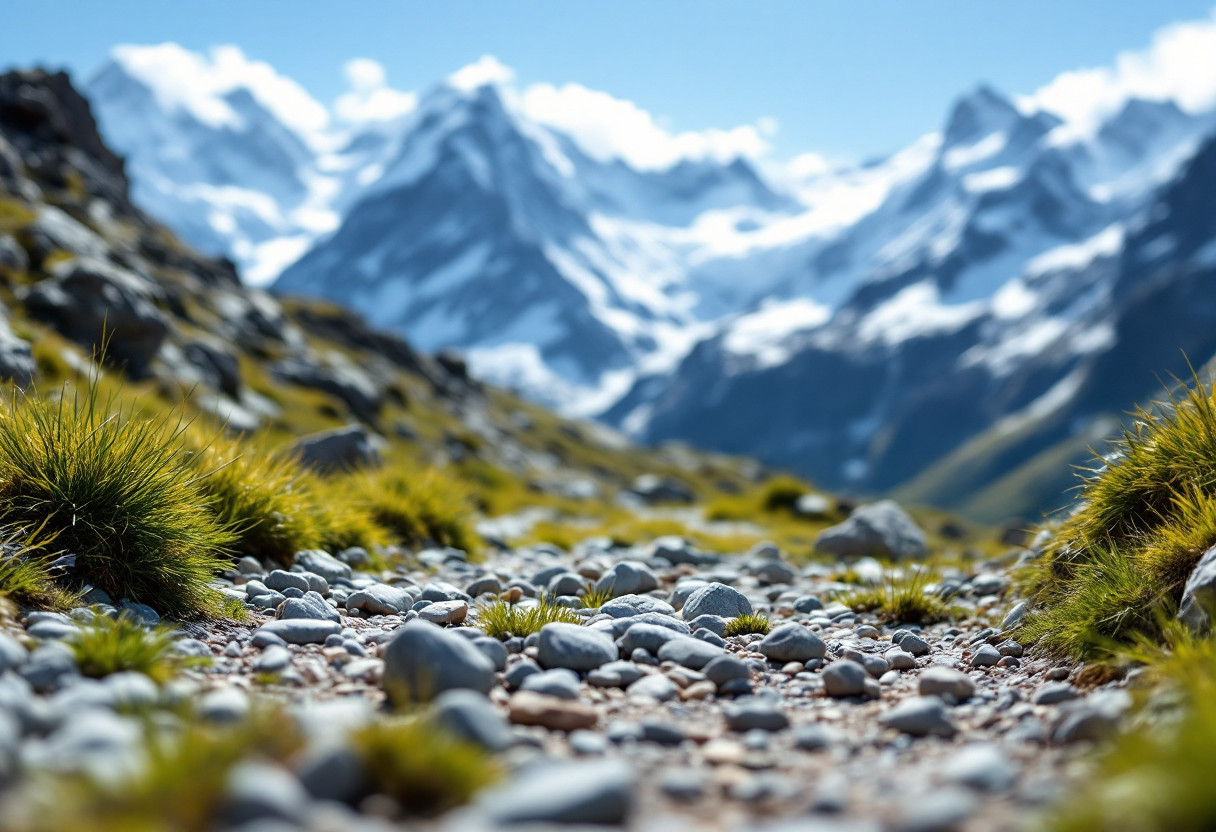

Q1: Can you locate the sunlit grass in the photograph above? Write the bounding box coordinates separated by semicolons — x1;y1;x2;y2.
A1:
475;598;581;639
68;612;195;683
842;568;950;625
724;612;771;637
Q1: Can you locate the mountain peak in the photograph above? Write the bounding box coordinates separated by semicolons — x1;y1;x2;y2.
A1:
943;84;1021;147
446;55;515;94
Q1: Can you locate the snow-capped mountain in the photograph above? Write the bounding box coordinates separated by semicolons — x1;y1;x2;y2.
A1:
274;69;801;413
86;44;412;284
77;30;1216;519
604;87;1216;518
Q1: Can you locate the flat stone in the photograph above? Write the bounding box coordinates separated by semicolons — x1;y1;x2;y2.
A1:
345;584;412;615
626;674;679;702
481;759;633;825
418;599;469;625
600;594;676;619
521;668;581;700
294;550;351;584
508;691;598;731
757;624;826;662
885;647;917;670
257;619;341;646
433;689;512;751
1032;681;1080;705
880;696;958;737
537;623;617;671
724;697;789;732
587;660;645;688
656;637;723;670
822;660;868;698
919;666;976;702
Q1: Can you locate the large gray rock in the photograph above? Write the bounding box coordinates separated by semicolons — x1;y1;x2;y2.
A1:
681;583;753;621
593;561;660;599
600;594;675;619
383;621;495;703
482;759;634;825
23;257;168;376
290;425;386;473
346;584;412;615
294;550;352;584
1179;543;1216;631
276;591;339;623
255;619;341;645
273;356;383;422
757;624;826;662
813;500;928;560
537;623;617;671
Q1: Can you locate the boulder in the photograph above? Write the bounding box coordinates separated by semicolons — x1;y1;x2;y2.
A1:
290;425;386;473
813;500;928;560
23;257;168;376
382;621;495;703
681;583;753;621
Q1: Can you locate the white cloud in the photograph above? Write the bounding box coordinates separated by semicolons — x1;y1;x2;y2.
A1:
334;58;417;123
520;80;771;170
1025;7;1216;135
448;55;516;92
111;43;330;140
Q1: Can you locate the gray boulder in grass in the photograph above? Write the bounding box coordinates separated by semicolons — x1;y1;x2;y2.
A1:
813;500;928;560
382;620;495;703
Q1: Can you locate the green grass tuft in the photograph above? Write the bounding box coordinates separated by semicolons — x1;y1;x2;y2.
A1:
351;716;500;816
358;466;478;555
68;612;192;684
1023;374;1216;658
475;598;581;639
724;612;771;637
187;430;323;567
0;385;234;618
843;569;949;625
7;706;302;832
579;586;612;610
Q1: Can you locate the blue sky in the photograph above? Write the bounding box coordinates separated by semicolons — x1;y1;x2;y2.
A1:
3;0;1214;161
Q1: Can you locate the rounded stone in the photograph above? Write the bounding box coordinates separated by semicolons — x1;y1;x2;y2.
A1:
382;620;495;703
537;623;617;671
757;624;826;662
681;584;753;621
822;660;868;698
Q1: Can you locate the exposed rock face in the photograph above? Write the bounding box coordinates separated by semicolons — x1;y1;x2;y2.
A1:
23;257;169;376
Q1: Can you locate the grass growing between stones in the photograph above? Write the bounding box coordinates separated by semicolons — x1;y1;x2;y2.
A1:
476;598;581;639
1046;626;1216;832
68;612;189;683
356;465;479;555
351;716;500;816
579;586;612;610
6;707;302;832
843;569;950;625
0;384;235;618
724;612;771;637
1021;375;1216;659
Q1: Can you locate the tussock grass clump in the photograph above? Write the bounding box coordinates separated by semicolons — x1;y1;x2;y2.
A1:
359;466;478;554
725;612;771;637
68;613;185;683
1046;624;1216;832
843;569;949;625
476;598;581;639
0;386;234;618
1023;375;1216;658
10;707;302;832
186;431;324;567
352;716;500;816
